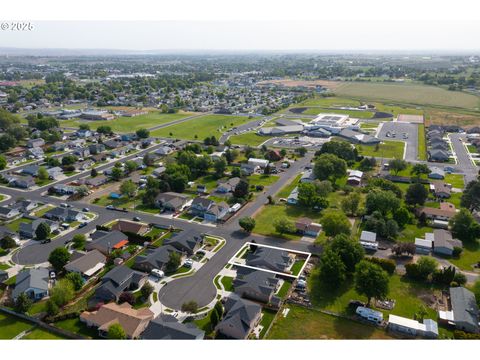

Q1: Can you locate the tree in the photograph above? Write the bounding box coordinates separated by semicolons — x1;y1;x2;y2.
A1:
328;234;364;273
296;147;307;157
143;152;155;167
365;189;400;216
14;292;33;313
49;279;75;307
297;182;328;209
111;166;124;181
233;179;249;199
124;160;137;174
213;158;227;178
210;307;220;328
66;272;84;291
450;208;480;243
120;180;136;199
90;168;98;177
393;207;411;228
108;323;126;339
341;192;361;216
1;235;17;249
0;155;6;170
166;251;181;273
318;140;357;162
314;180;333;198
359;157;376;171
48;247;71;272
181;300;198;313
385;219;399;240
321;211;351;237
37;166;49;181
72;234;86;250
274;217;296;235
461;180;480;212
313;153;347;185
389;158;408;175
136;128;150;139
354;260;389;306
79;123;90;131
416;256;438;280
77;185;90;197
405;183;428;206
239;217;256;233
141;282;154;299
119;291;135;305
46;299;59;316
472;280;480;307
61;155;77;166
318;249;347;288
35;222;51;240
411;163;431;177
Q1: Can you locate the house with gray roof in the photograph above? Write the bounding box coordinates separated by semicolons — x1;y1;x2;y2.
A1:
19;218;59;239
154;192;190;212
44;207;83;222
449;287;479;333
163;229;203;255
12;268;50;301
86;230;129;255
0;206;20;220
245;247;292;273
65;250;107;278
141;314;205;340
432;229;462;256
133;245;183;273
215;297;262;339
234;268;280;304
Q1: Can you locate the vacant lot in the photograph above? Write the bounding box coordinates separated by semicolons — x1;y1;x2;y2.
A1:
229;132;271;147
356;141;405;159
334;82;480;110
60;111;193;133
150;114;256;140
267;305;393;339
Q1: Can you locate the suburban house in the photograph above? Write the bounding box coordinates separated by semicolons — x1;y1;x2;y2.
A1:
233;268;280;305
85;175;108;187
20;164;40;177
28;147;44;159
19;218;59;239
429;149;450;162
347;169;363;186
141;314;205;340
294;217;322;238
44;207;83;222
287;186;299;205
248;158;269;169
204;201;229;222
27;138;45;148
190;197;215;216
12;268;50;301
50;184;78;195
152;166;166;178
0;206;21;220
428;167;445;180
430;181;451;198
80;302;154;339
299;169;315;183
163;229;203;255
11;200;38;213
89;143;105;154
216;177;241;193
388;314;439;338
240;163;257;175
245;247;292;273
359;230;379;251
215;297;262;339
415;235;433;255
92;265;147;304
5;175;35;189
133;245;184;273
432;229;462;256
86;230;129;255
47;167;64;180
417;202;457;222
111;220;150;235
154;192;190;212
64;250;107;278
439;287;479;333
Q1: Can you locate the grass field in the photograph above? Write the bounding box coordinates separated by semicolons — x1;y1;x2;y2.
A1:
150;114;257;140
248;174;279;188
23;328;67;340
229;132;272;147
356;141;405;159
53;317;98;338
397;223;434;243
444;173;465;189
0;313;35;339
59;111;193;133
418;124;427;160
334;82;480;110
267;305;393;339
449;240;480;271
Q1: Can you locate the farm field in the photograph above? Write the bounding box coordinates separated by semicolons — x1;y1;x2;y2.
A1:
59;111;194;133
334;82;480;110
267;305;393;339
356;140;405;159
150;114;257;140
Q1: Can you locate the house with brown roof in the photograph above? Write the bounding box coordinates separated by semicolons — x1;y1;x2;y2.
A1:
430;181;451;199
80;302;154;339
111;220;149;235
417;203;457;222
295;217;322;238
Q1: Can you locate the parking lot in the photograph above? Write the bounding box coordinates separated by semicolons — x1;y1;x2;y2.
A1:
378;122;418;161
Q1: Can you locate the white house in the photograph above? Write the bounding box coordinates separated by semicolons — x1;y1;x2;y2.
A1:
248;158;269;169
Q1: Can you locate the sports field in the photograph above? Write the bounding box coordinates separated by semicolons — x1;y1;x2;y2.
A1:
334;82;480;109
59;111;194;133
150;114;257;140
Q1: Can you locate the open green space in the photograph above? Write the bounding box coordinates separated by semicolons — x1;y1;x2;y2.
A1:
356;141;405;159
6;217;32;232
418;124;427;160
276;280;292;299
444;173;464;189
150;114;257;140
248;174;279;188
295;107;375;118
276;174;302;199
267;305;393;339
294;97;361;108
290;259;306;276
258;309;277;339
334;82;480;110
397;223;434;243
229;132;272;147
59;111;194;133
449;240;480;271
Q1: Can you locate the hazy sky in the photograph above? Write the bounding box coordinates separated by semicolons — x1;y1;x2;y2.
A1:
1;20;480;52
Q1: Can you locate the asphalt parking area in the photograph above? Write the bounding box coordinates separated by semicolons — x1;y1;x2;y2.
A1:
378;122;418;161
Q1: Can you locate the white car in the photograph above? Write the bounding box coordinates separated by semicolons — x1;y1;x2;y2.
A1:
151;269;165;278
184;259;194;268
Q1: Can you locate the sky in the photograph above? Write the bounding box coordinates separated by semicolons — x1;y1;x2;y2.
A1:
1;20;480;53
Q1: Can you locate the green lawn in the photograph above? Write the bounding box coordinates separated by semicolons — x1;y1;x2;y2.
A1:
297;107;375;118
220;276;234;292
0;313;35;339
23;327;67;340
150;114;258;140
356;141;405;159
60;111;194;133
267;305;393;339
186;174;220;193
259;309;278;339
33;205;55;217
418;124;427;160
53;317;99;338
276;174;302;199
290;260;306;276
294;96;360;108
444;174;464;189
6;217;33;232
449;240;480;271
276;280;292;299
397;223;434;243
467;144;478;153
248;174;279;188
229;132;272;147
359;122;379;129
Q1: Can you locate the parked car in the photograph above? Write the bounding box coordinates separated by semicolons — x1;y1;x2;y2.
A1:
184;259;194;269
78;222;87;228
41;239;51;244
106;205;115;210
151;269;165;279
82;207;90;212
133;216;141;222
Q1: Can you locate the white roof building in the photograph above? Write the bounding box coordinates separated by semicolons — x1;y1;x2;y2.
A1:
248;158;269;168
360;231;377;243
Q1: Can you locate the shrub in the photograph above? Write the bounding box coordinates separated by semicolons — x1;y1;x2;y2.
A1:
453;273;467;286
365;257;396;275
181;301;198;313
119;292;135;305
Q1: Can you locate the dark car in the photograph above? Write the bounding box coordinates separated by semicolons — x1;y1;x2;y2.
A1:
133;216;141;222
41;239;51;244
78;222;87;228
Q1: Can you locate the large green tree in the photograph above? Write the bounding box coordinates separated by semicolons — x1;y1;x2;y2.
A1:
405;183;428;206
328;234;365;273
313;153;347;185
321;211;351;237
48;247;71;272
318;249;347;288
354;260;390;306
108;323;127;339
450;208;480;243
461;180;480;212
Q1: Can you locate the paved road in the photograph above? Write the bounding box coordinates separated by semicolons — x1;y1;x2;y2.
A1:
449;133;479;184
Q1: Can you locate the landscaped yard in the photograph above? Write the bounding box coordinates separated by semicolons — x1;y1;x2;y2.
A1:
248;174;279;188
267;305;393;339
290;259;306;276
276;174;302;199
356;140;405;159
276;280;292;299
0;313;35;339
258;309;277;339
150;114;258;140
444;173;464;189
23;327;67;340
220;276;234;292
6;217;33;232
53;317;99;338
449;240;480;271
397;223;434;243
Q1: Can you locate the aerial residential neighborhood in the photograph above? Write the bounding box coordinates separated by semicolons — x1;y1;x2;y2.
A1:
2;6;480;359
